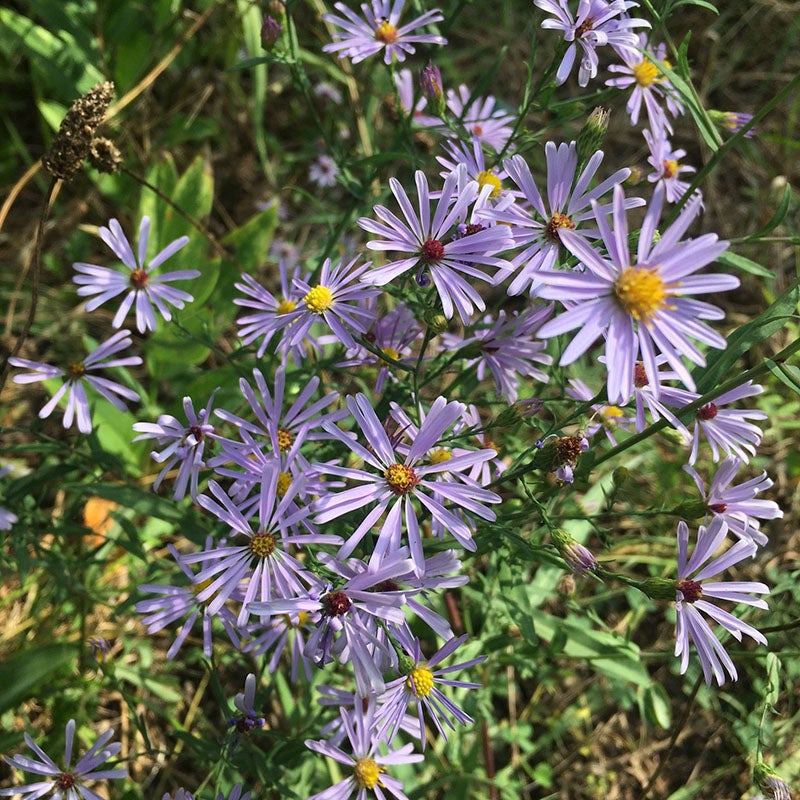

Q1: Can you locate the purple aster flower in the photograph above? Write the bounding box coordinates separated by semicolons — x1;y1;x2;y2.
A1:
9;330;141;434
132;391;217;500
566;377;635;445
136;541;241;659
227;673;266;734
660;381;767;465
314;393;500;573
358;166;513;323
308;154;340;188
187;474;338;626
674;517;769;685
305;698;423;800
551;528;598;575
630;361;692;442
444;85;516;151
535;184;735;404
715;111;756;138
436;136;510;205
643;126;697;203
605;34;684;130
216;785;251;800
162;790;193;800
442;306;554;403
376;627;485;750
455;404;507;486
250;552;413;695
281;257;380;350
0;718;127;800
322;0;446;65
684;457;783;547
535;0;650;87
73;216;199;333
394;68;442;127
486;142;640;297
244;610;317;683
234;260;313;361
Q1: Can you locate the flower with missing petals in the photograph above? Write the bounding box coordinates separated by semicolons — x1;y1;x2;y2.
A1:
9;330;141;434
323;0;446;65
73;217;198;333
536;184;734;404
674;517;769;685
0;718;127;800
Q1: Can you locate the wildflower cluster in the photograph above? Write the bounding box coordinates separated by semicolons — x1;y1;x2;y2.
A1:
1;1;789;799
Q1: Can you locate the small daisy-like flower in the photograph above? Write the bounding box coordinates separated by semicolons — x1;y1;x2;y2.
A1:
566;377;635;445
73;216;199;333
283;257;380;350
606;34;684;129
308;154;340;188
712;110;756;138
536;184;735;404
444;84;516;151
227;673;266;734
313;81;344;105
305;698;423;800
535;0;650;87
486;142;639;297
0;718;128;800
133;391;217;500
436;136;509;205
377;627;485;750
358;166;512;323
674;517;769;685
643;126;697;203
314;393;500;573
322;0;446;65
9;330;141;434
684;457;783;547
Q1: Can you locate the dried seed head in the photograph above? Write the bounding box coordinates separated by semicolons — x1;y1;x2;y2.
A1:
42;81;115;181
88;137;122;174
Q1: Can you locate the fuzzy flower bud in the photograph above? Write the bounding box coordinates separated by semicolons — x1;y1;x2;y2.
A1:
576;107;610;164
419;61;446;118
261;15;283;49
551;528;598;576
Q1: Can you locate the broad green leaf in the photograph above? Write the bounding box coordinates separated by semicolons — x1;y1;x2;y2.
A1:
222;205;279;273
639;683;672;728
0;644;74;714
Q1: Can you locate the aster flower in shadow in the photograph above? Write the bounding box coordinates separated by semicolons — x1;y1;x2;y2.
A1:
486;142;639;297
376;627;485;750
643;126;697;203
536;184;735;404
322;0;446;65
359;166;512;323
305;697;423;800
0;718;127;800
674;517;769;685
133;391;217;500
443;86;516;151
73;216;199;333
9;330;141;434
684;457;782;547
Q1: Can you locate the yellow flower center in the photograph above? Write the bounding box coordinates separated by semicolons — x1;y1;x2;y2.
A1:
546;212;576;242
276;471;292;497
381;346;400;362
277;428;292;451
600;405;624;426
663;159;679;179
354;757;385;789
250;533;277;558
191;578;214;597
632;59;660;87
304;285;334;314
276;298;296;315
477;170;503;199
406;665;435;697
614;266;667;322
384;463;419;495
374;19;398;43
428;448;452;465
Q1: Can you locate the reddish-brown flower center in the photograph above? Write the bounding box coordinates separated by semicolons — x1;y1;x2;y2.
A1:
697;403;718;421
57;774;77;791
633;363;649;388
464;223;484;236
709;502;728;514
546;212;576;242
322;590;352;617
577;17;594;36
555;435;584;466
188;424;205;442
373;579;399;592
384;463;420;495
677;578;703;603
421;237;445;263
130;268;149;288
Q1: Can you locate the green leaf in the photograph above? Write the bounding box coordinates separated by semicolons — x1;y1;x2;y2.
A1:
222;205;279;273
639;683;672;728
0;644;74;714
693;280;800;393
766;360;800;395
746;182;793;240
765;652;781;707
717;251;774;279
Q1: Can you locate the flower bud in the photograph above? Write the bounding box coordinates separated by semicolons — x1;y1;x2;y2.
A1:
551;529;598;576
576;107;610;164
419;62;446;118
261;15;282;49
709;109;756;139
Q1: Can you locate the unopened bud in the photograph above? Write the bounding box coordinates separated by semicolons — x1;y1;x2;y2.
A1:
625;164;645;186
709;109;756;139
551;529;598;576
419;61;446;118
261;15;283;49
423;310;448;333
577;106;610;163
